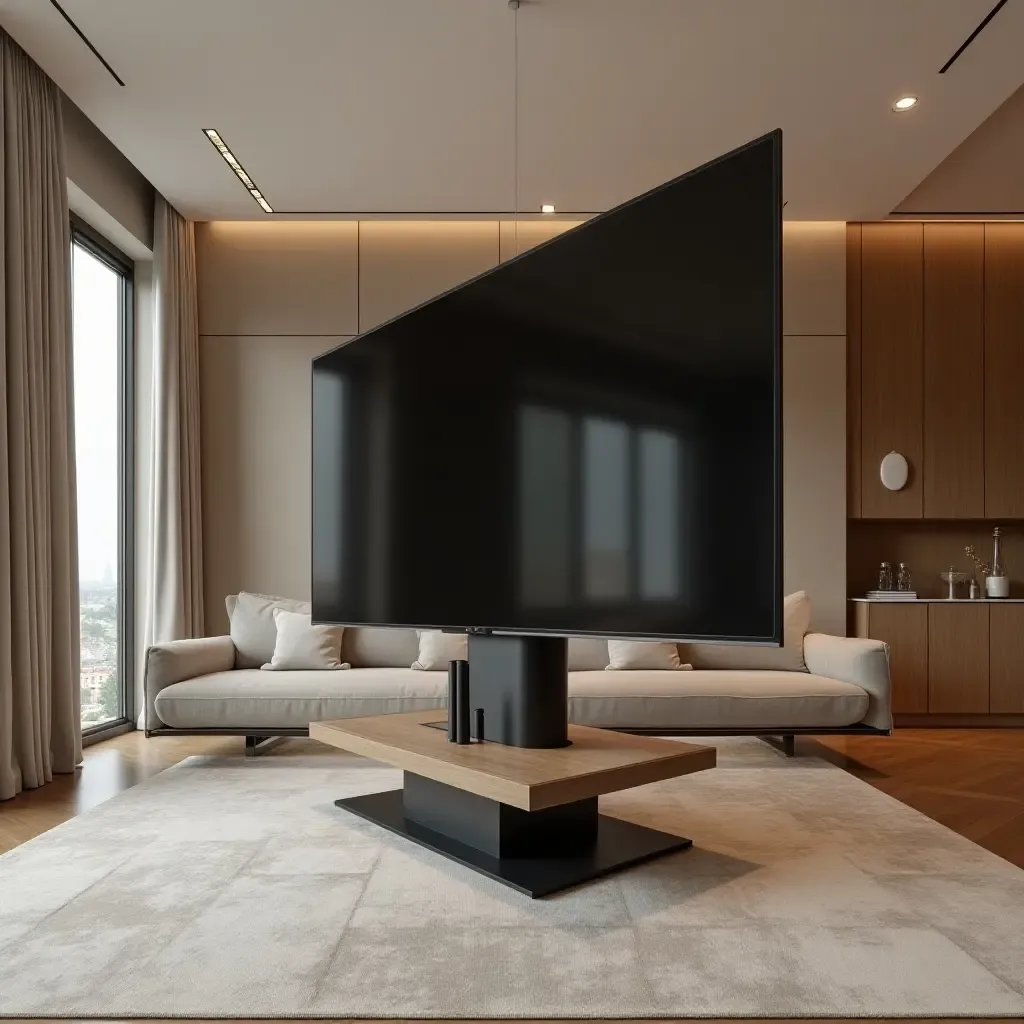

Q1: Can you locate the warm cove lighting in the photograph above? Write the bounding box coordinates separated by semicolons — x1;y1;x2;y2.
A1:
892;95;918;112
541;204;556;214
203;129;273;213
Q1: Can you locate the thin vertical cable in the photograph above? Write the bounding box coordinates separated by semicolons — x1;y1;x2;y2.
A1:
513;3;519;256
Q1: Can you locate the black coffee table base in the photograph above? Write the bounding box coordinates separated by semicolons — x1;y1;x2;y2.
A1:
335;771;691;898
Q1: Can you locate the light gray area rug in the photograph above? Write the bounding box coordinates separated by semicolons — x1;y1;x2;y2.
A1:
2;739;1024;1019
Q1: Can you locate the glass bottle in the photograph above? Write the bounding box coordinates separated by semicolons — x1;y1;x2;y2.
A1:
987;527;1010;598
878;562;893;592
992;527;1005;578
897;563;912;592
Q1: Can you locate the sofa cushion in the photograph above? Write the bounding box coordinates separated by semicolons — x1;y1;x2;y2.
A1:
412;630;467;670
227;592;310;669
567;669;867;730
262;609;347;671
341;627;420;668
153;668;446;730
606;640;689;671
683;591;812;673
567;637;609;671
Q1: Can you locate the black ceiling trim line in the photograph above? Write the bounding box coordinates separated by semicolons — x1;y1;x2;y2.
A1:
939;0;1010;73
47;0;124;86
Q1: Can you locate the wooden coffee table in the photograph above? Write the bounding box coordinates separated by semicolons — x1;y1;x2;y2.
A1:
311;711;716;897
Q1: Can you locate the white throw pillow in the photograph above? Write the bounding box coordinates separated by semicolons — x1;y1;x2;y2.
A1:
412;630;468;670
683;591;812;672
606;640;691;671
261;608;348;671
228;591;311;668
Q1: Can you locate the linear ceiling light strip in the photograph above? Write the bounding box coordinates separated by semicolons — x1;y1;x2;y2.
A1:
939;0;1009;73
203;129;273;213
47;0;124;86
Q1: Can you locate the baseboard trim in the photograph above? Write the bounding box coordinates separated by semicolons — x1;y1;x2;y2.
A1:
894;713;1024;728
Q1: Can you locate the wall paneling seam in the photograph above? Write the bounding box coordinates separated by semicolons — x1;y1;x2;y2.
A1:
982;223;987;516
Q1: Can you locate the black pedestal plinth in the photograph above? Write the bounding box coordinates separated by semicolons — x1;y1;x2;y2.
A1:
467;633;569;749
334;772;692;898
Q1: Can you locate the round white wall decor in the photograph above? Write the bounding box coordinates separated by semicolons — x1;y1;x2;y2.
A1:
880;451;909;491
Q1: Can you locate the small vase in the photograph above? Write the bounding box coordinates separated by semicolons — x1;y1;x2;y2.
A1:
986;576;1010;599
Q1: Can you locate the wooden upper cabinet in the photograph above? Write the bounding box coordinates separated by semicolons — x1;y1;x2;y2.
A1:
859;223;924;518
984;224;1024;519
923;224;985;519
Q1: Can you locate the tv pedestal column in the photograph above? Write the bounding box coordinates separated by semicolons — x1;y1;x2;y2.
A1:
310;634;716;897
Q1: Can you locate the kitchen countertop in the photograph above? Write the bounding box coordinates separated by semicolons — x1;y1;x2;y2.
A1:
850;597;1024;603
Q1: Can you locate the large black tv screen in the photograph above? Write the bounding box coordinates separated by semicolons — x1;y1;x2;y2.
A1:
313;131;781;644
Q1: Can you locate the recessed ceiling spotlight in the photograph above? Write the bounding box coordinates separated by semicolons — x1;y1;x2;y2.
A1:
203;129;273;213
540;203;555;214
892;95;918;112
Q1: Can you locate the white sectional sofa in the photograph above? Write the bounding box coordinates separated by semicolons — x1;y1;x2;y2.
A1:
144;594;893;754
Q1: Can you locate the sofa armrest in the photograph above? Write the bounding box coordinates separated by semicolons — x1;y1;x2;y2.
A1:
145;635;236;731
803;632;892;732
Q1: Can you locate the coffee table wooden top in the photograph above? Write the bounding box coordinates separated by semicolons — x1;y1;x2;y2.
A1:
310;711;716;811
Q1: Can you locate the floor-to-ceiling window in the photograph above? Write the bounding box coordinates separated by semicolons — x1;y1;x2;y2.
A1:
71;221;133;735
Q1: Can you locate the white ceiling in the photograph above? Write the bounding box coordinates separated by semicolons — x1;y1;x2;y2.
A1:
3;0;1024;220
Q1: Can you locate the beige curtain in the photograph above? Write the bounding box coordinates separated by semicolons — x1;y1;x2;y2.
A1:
142;196;203;678
0;31;81;801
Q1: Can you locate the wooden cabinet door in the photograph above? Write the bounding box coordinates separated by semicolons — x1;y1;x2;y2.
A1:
990;604;1024;714
984;224;1024;518
928;603;989;713
923;224;984;518
860;223;923;518
856;603;928;714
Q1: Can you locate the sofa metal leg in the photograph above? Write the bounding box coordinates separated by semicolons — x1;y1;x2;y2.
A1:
245;735;285;757
757;734;798;757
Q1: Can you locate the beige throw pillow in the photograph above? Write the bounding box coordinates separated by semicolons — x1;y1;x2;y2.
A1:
568;637;609;671
412;630;468;670
606;640;691;671
341;627;420;668
683;591;812;672
261;609;348;671
228;591;311;668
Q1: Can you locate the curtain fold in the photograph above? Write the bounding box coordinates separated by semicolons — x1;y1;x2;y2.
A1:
142;196;203;683
0;30;80;801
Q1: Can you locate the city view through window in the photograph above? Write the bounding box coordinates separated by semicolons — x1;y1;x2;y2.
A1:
72;240;123;729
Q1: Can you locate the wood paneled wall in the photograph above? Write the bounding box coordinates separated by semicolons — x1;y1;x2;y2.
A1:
195;220;586;632
848;222;1024;521
923;223;985;519
858;223;924;518
196;220;851;636
985;225;1024;519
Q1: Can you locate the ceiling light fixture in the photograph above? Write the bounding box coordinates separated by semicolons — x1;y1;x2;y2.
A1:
541;204;555;214
203;129;273;213
892;95;918;112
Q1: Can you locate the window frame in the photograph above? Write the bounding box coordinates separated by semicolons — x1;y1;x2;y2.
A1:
71;215;136;742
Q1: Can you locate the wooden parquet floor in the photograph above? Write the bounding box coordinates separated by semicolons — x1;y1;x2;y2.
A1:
1;728;1022;1024
812;728;1024;869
